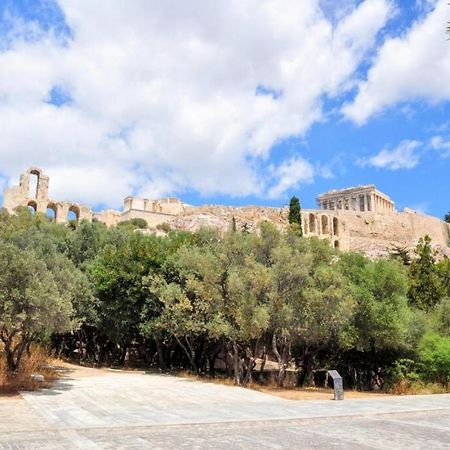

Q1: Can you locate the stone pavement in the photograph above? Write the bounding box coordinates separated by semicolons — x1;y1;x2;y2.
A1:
0;370;449;449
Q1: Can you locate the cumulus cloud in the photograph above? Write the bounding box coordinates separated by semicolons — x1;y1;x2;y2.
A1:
358;140;423;170
343;0;450;124
430;135;450;157
267;157;315;199
0;0;393;207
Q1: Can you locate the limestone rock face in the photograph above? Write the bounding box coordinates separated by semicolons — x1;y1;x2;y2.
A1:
168;206;450;259
168;205;287;233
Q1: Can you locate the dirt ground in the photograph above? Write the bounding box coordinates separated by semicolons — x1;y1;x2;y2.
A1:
1;361;388;401
252;385;388;400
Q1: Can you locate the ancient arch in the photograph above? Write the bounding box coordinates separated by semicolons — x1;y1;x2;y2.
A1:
333;217;339;235
309;213;316;234
27;200;37;214
321;215;329;234
67;204;80;224
46;202;57;222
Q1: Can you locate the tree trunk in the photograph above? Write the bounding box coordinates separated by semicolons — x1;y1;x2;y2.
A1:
154;336;167;370
207;343;223;377
175;337;198;373
232;340;241;386
302;352;315;387
259;345;267;384
119;343;128;366
5;347;17;372
5;337;28;372
272;332;290;388
242;351;256;386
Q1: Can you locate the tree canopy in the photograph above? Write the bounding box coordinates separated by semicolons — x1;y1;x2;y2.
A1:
1;208;450;391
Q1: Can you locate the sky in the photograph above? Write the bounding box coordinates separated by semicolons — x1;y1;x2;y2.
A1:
0;0;449;217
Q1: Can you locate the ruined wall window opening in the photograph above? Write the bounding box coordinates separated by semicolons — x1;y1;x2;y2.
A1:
67;205;80;226
46;203;57;222
333;217;339;235
309;213;316;234
334;240;339;249
27;200;37;215
28;172;39;199
321;215;329;234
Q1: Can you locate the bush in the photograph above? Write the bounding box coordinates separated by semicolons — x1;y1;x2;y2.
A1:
0;345;58;394
385;358;420;394
117;218;148;229
156;222;171;233
418;332;450;386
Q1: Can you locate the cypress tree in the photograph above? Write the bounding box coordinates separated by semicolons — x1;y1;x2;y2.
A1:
288;196;303;236
231;216;237;232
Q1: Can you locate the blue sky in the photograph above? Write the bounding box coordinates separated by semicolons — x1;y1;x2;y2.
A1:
0;0;449;217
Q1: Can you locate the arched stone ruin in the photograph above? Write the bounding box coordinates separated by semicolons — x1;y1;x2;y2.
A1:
3;167;92;225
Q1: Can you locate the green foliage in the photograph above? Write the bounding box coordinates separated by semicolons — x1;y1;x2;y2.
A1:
386;358;420;389
88;232;164;354
117;218;148;230
340;254;411;351
0;210;94;371
418;332;450;385
68;220;109;267
0;242;74;371
1;205;449;389
389;245;411;266
436;258;450;297
156;222;171;233
431;297;450;336
408;236;445;310
288;196;303;236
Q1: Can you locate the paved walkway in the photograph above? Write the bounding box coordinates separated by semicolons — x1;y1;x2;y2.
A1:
0;369;449;449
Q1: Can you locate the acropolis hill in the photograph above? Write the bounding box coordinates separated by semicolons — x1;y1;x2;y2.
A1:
3;167;450;259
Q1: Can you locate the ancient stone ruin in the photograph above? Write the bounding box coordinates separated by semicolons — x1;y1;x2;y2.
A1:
3;167;92;224
3;167;450;258
317;185;395;213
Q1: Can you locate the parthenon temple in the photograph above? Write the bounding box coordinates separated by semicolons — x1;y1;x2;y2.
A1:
317;185;395;213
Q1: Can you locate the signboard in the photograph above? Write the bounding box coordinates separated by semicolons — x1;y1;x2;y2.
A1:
328;370;344;400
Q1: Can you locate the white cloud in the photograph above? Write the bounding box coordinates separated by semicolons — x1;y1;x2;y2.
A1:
343;0;450;124
430;135;450;157
267;157;315;199
358;140;423;170
0;0;393;206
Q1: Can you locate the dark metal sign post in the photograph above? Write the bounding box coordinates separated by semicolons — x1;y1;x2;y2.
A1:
327;370;344;400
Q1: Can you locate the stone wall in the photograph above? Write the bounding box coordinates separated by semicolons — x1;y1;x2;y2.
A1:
123;196;185;215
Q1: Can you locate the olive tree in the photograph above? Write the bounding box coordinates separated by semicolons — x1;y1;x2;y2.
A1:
0;243;74;371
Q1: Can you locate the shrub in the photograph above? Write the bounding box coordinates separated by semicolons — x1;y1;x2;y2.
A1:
418;332;450;386
156;222;171;233
0;345;58;393
118;218;148;229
